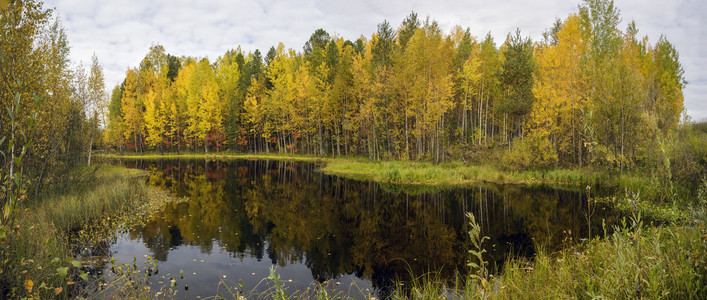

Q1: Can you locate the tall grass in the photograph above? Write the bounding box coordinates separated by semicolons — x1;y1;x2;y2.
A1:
390;210;707;299
496;223;706;298
6;165;150;298
322;159;610;187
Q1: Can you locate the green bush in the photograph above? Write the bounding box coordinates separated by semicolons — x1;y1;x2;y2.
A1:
503;136;557;170
669;124;707;191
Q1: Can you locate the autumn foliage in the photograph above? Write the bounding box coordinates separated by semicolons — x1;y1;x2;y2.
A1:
106;1;686;170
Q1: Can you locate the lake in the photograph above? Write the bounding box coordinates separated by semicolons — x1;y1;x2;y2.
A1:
87;159;617;298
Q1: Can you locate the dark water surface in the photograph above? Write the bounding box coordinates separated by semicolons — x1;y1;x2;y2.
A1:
96;159;617;298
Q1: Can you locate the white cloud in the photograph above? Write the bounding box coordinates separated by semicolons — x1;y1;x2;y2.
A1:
43;0;706;119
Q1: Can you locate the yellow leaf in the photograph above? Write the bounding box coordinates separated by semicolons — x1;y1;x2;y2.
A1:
54;287;63;295
23;279;33;293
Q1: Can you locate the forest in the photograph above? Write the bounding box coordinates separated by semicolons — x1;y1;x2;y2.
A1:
103;1;687;173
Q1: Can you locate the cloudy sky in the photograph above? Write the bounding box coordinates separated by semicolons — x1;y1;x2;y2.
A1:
43;0;706;120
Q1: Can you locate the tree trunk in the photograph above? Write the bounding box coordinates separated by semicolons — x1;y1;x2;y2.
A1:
336;126;341;156
405;107;409;159
318;120;324;156
478;83;483;145
87;134;93;166
139;132;145;153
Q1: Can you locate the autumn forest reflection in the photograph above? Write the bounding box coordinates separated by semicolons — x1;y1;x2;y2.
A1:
117;159;616;296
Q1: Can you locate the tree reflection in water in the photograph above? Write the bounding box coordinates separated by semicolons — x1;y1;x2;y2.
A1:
115;159;616;298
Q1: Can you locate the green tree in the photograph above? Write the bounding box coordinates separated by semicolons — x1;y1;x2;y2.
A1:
476;34;501;146
651;36;686;136
499;29;536;143
106;84;124;150
397;12;420;50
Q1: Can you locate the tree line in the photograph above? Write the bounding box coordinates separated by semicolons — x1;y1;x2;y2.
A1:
105;0;686;169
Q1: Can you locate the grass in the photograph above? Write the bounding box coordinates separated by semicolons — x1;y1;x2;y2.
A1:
390;217;707;299
6;164;184;299
494;225;706;298
211;265;379;300
322;159;617;186
100;151;632;188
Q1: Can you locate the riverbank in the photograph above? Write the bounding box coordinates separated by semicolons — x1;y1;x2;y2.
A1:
99;151;648;188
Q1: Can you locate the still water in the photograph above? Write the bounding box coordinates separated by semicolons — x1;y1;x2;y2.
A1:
95;159;616;298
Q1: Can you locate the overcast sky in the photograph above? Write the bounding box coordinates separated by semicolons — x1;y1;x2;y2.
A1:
43;0;706;120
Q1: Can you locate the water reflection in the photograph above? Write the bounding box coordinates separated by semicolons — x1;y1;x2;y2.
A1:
111;159;616;298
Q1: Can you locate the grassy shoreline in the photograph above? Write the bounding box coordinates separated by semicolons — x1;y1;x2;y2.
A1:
7;165;183;298
392;220;707;299
99;151;644;188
